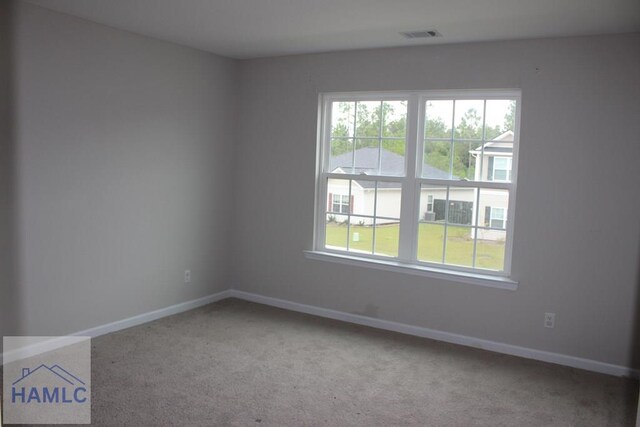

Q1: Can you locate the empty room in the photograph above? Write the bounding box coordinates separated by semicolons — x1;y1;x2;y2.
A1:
1;0;639;425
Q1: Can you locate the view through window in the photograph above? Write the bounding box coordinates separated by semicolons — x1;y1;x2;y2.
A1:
316;90;520;276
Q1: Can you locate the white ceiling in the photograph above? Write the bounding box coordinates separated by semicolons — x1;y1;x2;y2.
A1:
26;0;640;59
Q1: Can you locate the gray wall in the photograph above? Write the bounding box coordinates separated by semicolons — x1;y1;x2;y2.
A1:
4;1;238;337
0;1;23;339
3;1;639;371
234;34;640;367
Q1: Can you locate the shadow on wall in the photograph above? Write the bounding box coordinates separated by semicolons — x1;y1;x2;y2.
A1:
0;0;24;350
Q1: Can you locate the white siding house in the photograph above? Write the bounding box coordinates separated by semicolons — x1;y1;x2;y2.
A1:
327;131;512;241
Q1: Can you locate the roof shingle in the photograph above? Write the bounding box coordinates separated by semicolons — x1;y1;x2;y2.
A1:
331;147;452;188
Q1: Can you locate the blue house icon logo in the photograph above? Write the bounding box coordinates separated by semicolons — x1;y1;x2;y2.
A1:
12;364;88;404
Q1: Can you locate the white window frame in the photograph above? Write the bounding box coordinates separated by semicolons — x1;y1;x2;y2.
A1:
308;90;521;289
426;195;434;213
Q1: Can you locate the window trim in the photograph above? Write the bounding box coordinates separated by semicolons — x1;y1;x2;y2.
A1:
312;89;521;283
303;250;518;290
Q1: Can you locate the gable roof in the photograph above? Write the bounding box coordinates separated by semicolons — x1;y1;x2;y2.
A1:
470;131;514;156
331;147;451;188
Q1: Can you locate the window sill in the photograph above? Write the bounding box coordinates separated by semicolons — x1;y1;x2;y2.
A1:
303;250;518;291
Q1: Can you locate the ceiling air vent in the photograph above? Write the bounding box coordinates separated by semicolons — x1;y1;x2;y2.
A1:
400;30;442;39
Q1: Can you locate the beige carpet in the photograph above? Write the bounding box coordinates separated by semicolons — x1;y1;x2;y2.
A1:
6;298;640;425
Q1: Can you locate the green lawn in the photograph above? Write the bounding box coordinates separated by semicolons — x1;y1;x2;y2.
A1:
325;222;505;271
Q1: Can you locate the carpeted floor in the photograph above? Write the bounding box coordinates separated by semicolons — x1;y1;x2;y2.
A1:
6;298;639;425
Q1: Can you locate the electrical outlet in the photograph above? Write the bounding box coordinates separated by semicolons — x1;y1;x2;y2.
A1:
184;270;191;283
544;312;555;328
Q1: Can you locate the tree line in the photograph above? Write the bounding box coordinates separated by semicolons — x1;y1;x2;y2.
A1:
331;101;514;179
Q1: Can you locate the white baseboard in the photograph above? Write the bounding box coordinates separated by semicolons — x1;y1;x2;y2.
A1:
1;290;232;365
228;289;639;379
4;287;636;379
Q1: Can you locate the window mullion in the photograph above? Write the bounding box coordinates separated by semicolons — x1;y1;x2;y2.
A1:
472;188;480;268
479;100;487;182
397;94;420;262
372;182;378;255
316;96;332;251
442;186;450;263
346;180;352;251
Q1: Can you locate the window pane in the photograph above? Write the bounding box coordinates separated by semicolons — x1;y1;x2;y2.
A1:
380;139;405;176
325;214;348;250
475;229;506;271
485;100;516;141
355;101;381;137
417;223;444;263
454;100;484;140
331;102;355;137
382;100;407;138
490;219;504;229
374;219;400;257
330;138;354;173
326;179;351;214
425;100;453;139
419;184;446;222
494;157;508;169
348;216;373;254
492;207;505;220
489;207;505;229
447;187;477;226
374;181;402;220
479;188;509;229
444;225;474;267
372;181;402;258
350;179;374;217
353;138;379;174
418;185;446;263
488;156;512;182
452;140;482;180
493;170;506;181
423;140;451;179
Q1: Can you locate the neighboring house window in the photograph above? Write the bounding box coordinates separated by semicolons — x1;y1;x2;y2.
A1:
492;157;512;182
330;193;350;214
486;206;506;229
315;90;520;277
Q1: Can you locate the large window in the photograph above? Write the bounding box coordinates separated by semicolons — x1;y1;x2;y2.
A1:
314;90;520;278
